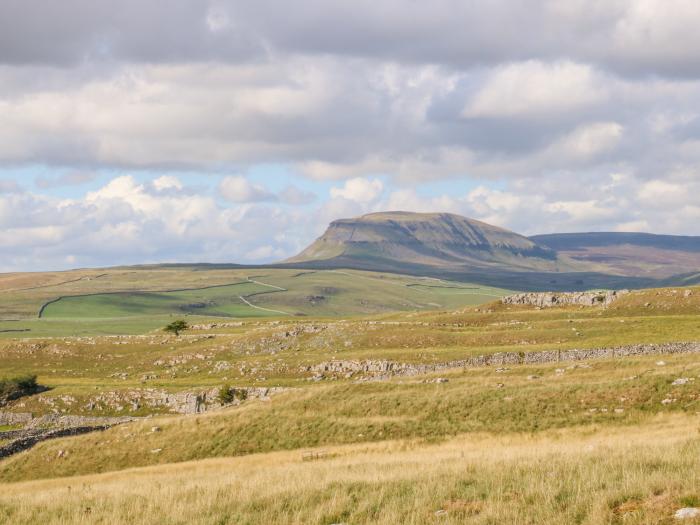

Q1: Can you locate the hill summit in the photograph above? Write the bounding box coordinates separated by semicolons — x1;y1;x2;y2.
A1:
287;211;565;273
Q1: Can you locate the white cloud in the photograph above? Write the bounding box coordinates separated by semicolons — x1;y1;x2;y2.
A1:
0;176;325;271
553;121;624;159
637;179;692;208
152;175;183;192
205;6;231;33
219;176;276;203
330;177;384;203
610;0;700;75
463;61;607;119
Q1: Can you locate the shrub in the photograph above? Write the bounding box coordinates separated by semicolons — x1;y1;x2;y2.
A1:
218;386;248;405
0;374;39;405
218;385;234;404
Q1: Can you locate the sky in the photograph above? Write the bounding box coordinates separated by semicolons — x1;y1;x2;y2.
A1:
3;0;700;271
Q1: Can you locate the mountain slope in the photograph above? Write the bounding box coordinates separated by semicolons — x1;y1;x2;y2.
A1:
531;232;700;278
288;211;577;273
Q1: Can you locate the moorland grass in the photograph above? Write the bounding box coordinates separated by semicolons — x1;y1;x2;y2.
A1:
0;287;700;523
1;351;698;482
0;415;698;524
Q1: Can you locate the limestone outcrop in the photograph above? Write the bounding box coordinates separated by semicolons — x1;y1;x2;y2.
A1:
501;290;629;308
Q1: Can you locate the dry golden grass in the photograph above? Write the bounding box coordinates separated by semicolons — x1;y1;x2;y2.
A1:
1;414;699;524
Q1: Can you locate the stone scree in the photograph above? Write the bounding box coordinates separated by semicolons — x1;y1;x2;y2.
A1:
501;290;629;308
307;341;700;379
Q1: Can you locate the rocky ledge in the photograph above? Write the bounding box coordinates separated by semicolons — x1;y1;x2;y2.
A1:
501;290;629;308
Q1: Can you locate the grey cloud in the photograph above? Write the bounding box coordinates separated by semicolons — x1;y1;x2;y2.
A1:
35;171;97;189
0;179;21;193
279;186;316;206
3;1;700;78
0;0;264;66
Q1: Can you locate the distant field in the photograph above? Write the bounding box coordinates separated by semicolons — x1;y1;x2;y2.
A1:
41;282;281;319
0;266;510;337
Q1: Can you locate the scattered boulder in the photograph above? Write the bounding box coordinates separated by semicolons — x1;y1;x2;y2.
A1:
675;508;700;520
672;378;693;386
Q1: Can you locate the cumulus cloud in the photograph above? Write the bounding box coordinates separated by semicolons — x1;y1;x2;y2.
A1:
330;178;384;203
0;175;322;271
463;61;607;119
219;176;276;203
152;175;183;192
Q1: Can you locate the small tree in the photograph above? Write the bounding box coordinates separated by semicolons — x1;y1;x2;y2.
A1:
164;319;188;336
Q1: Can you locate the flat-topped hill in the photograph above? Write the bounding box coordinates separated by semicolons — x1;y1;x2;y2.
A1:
288;211;569;273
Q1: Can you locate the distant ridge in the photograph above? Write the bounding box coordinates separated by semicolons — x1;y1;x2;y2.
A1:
532;232;700;278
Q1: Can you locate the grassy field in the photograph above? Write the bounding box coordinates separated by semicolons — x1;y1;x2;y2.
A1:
1;415;698;524
1;284;700;523
0;267;509;337
41;283;282;319
2;348;700;484
1;286;700;418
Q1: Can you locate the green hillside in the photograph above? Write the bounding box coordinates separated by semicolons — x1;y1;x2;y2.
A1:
0;267;508;337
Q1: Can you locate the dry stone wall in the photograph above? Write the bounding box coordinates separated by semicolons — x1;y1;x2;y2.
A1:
307;341;700;380
0;412;33;426
0;425;114;459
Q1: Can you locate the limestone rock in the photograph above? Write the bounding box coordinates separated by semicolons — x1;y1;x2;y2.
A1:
501;290;628;308
675;508;700;519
